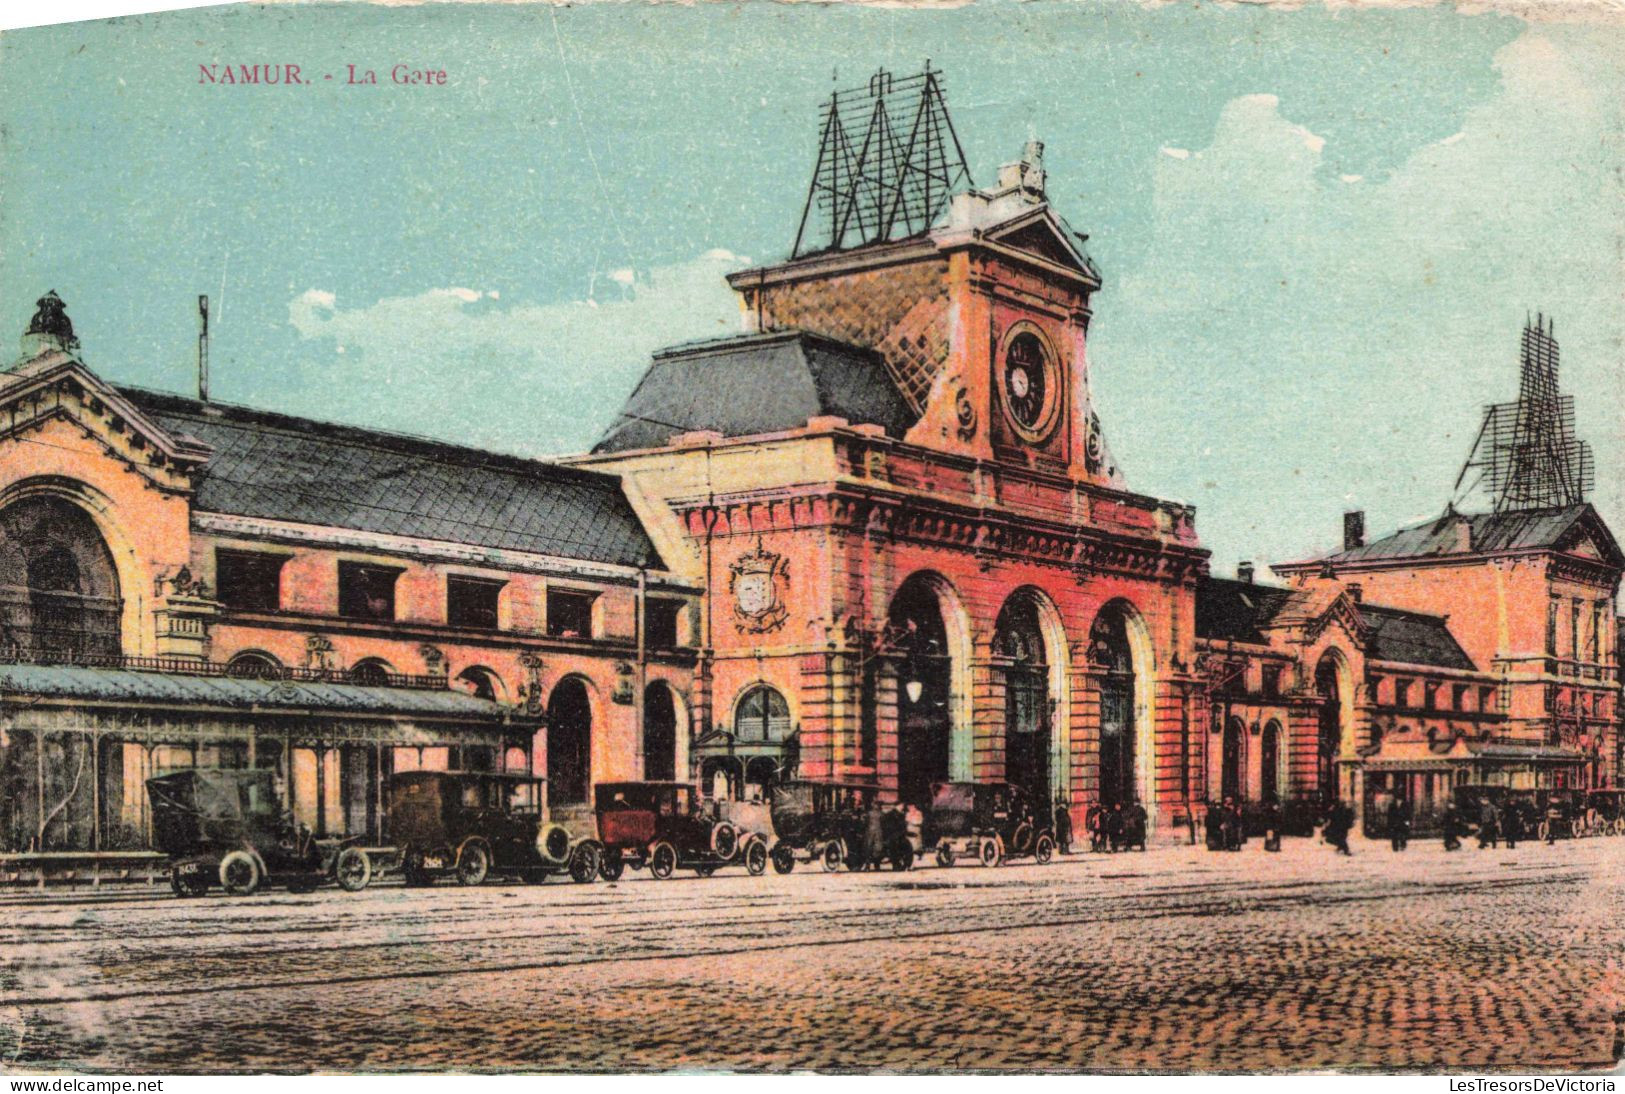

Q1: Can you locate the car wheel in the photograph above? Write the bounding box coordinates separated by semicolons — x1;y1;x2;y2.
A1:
695;865;717;878
1035;833;1056;865
599;852;626;882
403;850;436;888
456;843;491;887
821;841;844;873
936;844;955;868
219;851;260;896
745;840;769;876
771;844;795;874
568;842;600;884
887;837;912;872
335;847;372;892
710;822;738;862
649;842;678;879
169;867;206;898
1011;822;1034;857
979;838;1002;868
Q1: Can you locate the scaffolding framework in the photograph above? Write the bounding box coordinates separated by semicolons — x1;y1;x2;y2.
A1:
792;65;973;258
1455;315;1594;512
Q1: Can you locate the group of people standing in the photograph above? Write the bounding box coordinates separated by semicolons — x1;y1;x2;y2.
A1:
1084;800;1149;852
1202;798;1286;853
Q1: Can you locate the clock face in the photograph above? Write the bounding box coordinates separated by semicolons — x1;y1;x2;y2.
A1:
1001;329;1057;441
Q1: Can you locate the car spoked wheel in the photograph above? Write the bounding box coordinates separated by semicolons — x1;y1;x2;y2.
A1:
1010;822;1034;857
744;840;769;876
821;841;844;872
170;866;209;898
598;852;626;881
935;844;955;868
335;847;372;892
568;842;600;884
771;844;795;874
979;838;1002;868
649;842;678;879
219;850;261;896
710;822;738;862
455;843;490;887
1035;832;1056;865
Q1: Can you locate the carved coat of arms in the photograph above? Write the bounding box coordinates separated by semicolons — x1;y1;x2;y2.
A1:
729;540;789;634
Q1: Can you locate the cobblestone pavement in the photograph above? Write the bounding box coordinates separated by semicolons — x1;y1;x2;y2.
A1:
1;836;1621;1074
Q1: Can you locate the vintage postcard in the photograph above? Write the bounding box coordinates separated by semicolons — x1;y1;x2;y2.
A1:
0;0;1621;1078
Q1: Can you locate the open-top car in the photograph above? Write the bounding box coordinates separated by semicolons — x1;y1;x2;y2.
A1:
387;771;601;886
146;768;372;897
1584;789;1625;836
594;781;755;879
767;780;913;873
925;781;1055;868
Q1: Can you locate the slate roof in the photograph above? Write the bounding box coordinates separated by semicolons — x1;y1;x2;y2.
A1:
121;388;663;569
592;330;917;454
1195;576;1474;670
1358;606;1475;670
0;663;515;721
1309;504;1620;568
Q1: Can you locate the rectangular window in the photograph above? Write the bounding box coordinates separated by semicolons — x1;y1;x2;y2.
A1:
214;549;286;612
1261;664;1283;699
546;588;596;638
338;562;401;621
1590;602;1604;662
1394;680;1412;708
1479;686;1497;713
1423;682;1439;710
1547;597;1559;656
1571;599;1582;661
1452;684;1469;712
446;575;504;629
645;599;683;648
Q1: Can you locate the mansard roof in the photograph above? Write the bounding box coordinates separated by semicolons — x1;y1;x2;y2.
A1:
592;329;916;455
1281;504;1623;572
121;387;664;570
1195;575;1474;670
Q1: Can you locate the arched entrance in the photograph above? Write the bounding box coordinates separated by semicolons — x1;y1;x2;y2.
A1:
1221;717;1246;802
1090;602;1151;813
1261;720;1283;804
1315;656;1345;807
643;681;678;781
0;496;122;659
889;575;955;810
546;677;592;808
995;591;1055;810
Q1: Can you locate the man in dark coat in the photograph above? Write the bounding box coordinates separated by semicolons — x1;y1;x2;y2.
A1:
1500;797;1523;850
1478;797;1500;849
1126;800;1148;851
1221;797;1243;851
1323;800;1353;855
1054;799;1073;855
1388;794;1412;852
1105;802;1126;852
1441;800;1463;851
1204;800;1224;851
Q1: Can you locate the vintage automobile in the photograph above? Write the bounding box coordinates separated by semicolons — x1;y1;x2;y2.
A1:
767;780;913;873
1533;788;1586;841
1583;790;1625;836
387;771;601;886
925;781;1056;868
146;768;372;897
593;781;762;879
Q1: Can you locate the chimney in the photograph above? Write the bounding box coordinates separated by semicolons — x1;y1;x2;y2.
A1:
996;139;1046;201
1237;561;1255;585
1343;510;1365;551
197;295;210;402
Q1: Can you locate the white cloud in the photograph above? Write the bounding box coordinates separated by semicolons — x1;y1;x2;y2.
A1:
1096;28;1623;572
280;250;752;455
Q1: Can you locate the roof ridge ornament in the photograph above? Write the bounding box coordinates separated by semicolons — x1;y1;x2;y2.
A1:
21;289;81;360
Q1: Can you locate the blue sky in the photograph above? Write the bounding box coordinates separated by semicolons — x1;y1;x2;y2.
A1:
2;2;1620;573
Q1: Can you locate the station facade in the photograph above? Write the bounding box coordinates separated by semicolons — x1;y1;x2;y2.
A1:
1;134;1618;856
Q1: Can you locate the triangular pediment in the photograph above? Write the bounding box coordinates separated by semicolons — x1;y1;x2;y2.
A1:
0;352;211;490
984;207;1099;283
1558;509;1624;569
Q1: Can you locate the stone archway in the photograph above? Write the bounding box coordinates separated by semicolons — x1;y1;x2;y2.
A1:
1221;717;1246;803
1315;652;1353;806
888;571;972;809
546;677;593;808
0;494;122;660
1261;720;1283;804
642;680;678;781
1089;599;1156;815
994;587;1069;814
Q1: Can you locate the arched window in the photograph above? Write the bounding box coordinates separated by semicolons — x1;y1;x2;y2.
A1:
456;666;503;702
1261;721;1283;804
995;592;1052;808
0;496;121;660
734;685;790;742
349;658;393;687
547;678;592;807
643;681;678;781
226;651;283;680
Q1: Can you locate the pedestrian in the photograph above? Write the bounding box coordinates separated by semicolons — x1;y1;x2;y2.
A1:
1261;799;1283;852
1088;804;1106;853
1323;799;1353;855
1388;794;1412;852
1477;797;1499;849
1544;798;1564;845
1441;800;1463;851
1500;797;1523;850
1054;799;1073;855
1204;800;1223;851
1106;802;1125;853
1126;800;1148;852
1221;796;1242;851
